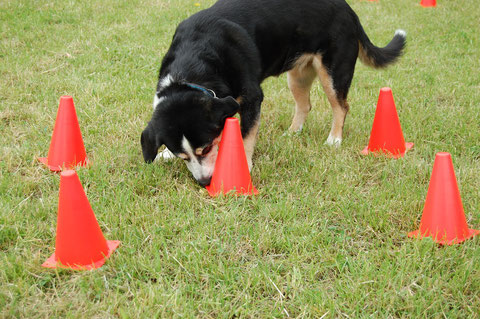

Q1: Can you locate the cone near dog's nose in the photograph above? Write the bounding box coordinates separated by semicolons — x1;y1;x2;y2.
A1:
206;118;258;196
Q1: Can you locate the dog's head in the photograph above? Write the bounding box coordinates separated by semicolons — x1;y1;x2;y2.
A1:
141;84;239;186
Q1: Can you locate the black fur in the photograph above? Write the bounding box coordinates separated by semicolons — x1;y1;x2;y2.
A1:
142;83;239;161
142;0;405;182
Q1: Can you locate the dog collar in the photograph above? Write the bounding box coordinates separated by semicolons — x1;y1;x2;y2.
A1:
184;82;217;98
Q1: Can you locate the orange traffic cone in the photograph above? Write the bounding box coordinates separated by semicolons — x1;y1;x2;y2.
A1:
408;153;479;245
206;118;258;196
420;0;436;7
361;87;413;158
42;170;120;270
38;96;89;171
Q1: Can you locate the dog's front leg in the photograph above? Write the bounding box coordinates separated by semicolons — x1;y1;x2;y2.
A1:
155;147;175;161
239;89;263;171
242;117;260;171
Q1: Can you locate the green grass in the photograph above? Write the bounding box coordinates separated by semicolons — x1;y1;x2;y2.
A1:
1;0;480;317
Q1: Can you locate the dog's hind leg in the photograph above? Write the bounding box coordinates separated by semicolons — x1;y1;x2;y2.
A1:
313;53;355;147
287;55;317;133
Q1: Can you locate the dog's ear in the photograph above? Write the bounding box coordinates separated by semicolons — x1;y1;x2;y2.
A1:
141;123;162;163
212;96;240;123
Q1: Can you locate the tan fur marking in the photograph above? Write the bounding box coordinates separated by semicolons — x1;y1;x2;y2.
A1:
243;118;260;171
358;41;376;68
178;153;189;160
292;54;315;71
312;55;348;142
195;148;203;156
287;54;317;132
235;96;243;104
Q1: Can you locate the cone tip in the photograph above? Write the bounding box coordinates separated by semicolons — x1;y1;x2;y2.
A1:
60;95;73;100
435;152;451;158
225;117;239;125
380;87;392;93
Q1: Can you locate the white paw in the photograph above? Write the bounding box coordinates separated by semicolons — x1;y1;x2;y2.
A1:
325;134;342;147
395;29;407;38
155;148;175;161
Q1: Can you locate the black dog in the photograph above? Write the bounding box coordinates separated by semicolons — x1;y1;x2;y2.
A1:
141;0;406;186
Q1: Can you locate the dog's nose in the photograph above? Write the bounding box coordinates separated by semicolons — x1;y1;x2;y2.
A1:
197;176;212;187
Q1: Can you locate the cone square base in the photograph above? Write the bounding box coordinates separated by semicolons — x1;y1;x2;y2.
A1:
361;142;414;158
206;184;258;197
38;157;90;172
42;240;120;270
408;229;479;245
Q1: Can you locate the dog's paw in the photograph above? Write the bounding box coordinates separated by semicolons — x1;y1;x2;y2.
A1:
325;134;342;147
155;148;176;161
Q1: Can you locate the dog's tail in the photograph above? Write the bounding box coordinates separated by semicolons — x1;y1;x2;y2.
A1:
357;19;406;68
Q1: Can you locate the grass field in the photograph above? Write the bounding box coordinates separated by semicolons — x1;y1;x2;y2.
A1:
1;0;480;317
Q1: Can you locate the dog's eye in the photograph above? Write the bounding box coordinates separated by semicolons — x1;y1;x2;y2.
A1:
201;144;213;156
